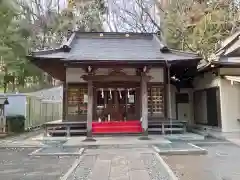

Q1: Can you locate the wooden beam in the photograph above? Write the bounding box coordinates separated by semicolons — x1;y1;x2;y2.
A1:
87;80;93;138
82;75;152;82
141;74;148;136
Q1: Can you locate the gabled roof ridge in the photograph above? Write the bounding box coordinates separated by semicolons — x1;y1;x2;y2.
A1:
170;49;200;56
30;48;63;56
73;31;156;35
215;31;240;55
29;32;77;56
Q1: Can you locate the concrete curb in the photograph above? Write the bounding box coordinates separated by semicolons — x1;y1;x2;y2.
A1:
0;145;45;148
28;147;44;156
152;144;207;155
188;143;208;154
154;152;179;180
29;147;85;156
60;148;85;180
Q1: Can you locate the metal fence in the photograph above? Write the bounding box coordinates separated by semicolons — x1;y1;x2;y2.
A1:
1;88;63;131
25;96;62;130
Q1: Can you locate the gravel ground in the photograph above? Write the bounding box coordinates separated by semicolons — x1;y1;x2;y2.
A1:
141;153;171;180
0;147;77;180
66;155;98;180
163;143;240;180
0;129;43;143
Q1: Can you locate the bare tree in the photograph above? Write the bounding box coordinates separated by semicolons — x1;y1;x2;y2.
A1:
105;0;161;33
14;0;105;86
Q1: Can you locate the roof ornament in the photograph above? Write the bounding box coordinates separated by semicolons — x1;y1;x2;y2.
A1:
101;88;104;98
125;33;129;37
159;43;170;53
88;66;92;73
100;33;103;37
143;66;147;73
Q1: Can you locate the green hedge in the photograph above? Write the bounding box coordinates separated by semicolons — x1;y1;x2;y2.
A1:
6;115;25;133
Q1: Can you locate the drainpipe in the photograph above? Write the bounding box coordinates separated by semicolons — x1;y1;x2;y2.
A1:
165;60;172;135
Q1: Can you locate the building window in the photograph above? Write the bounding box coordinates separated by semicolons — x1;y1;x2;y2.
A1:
148;86;164;117
67;86;88;115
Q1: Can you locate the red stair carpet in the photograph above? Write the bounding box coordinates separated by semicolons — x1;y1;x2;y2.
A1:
92;120;142;134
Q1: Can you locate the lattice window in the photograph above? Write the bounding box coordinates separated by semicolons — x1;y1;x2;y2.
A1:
67;86;88;115
148;86;164;117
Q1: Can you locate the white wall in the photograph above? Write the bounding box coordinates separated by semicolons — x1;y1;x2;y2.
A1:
148;68;164;82
193;72;220;90
220;79;240;132
66;68;86;83
2;94;27;116
167;85;193;125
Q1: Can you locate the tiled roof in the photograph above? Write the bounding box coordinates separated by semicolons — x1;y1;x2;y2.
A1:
31;32;201;62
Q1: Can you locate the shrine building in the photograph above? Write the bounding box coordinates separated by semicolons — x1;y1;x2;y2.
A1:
29;32;202;137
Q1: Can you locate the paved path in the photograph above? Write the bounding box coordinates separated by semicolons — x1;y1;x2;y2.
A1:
0;131;176;180
65;147;174;180
164;142;240;180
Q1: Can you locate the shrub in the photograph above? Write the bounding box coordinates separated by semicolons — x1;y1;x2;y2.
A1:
6;115;25;133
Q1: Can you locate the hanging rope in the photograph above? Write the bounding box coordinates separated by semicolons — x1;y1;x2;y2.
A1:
109;88;112;99
118;89;122;99
101;88;104;98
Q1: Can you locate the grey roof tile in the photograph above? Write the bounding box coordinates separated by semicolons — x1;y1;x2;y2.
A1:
32;32;201;62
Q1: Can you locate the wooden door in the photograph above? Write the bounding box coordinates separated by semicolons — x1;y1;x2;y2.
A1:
206;88;219;126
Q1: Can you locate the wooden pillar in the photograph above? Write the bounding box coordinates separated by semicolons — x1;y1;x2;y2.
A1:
87;80;93;137
62;82;68;121
141;74;148;137
63;64;67;121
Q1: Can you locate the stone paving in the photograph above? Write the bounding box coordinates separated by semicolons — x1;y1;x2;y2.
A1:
66;147;173;180
163;142;240;180
1;130;240;180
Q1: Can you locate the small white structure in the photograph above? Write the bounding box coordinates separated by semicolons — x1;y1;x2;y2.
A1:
193;31;240;132
0;96;8;134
